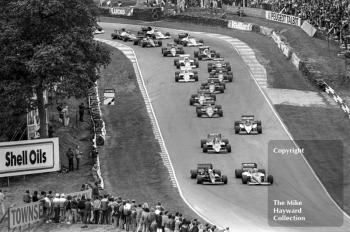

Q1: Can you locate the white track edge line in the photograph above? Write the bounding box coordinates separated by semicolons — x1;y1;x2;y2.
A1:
95;38;223;229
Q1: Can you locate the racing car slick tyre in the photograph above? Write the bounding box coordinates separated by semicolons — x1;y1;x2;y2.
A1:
218;110;223;117
227;65;231;71
216;53;221;58
222;139;229;144
195;60;199;68
222;175;228;184
174;38;179;44
133;40;139;45
226;144;232;153
200;139;206;148
242;175;248;184
189;98;195;105
211;94;216;101
194;75;198;81
199;39;204;44
175;76;179;82
197;176;203;184
257;125;262;134
142;42;146;47
174;59;179;66
198;55;202;60
228;75;233;82
203;144;208;153
123;37;128;42
190;170;197;179
165;32;170;36
258;169;266;175
180;49;185;54
158;41;162;46
183;42;188;47
222;83;226;89
194;51;199;58
220;88;224;93
234;126;240;134
197;112;202;117
235;169;242;178
216;105;222;109
267;175;274;184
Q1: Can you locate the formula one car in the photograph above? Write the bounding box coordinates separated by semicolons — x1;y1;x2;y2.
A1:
189;90;216;106
194;46;220;60
190;163;228;185
200;133;231;153
235;163;273;185
174;54;199;69
138;26;171;40
209;68;233;82
135;36;162;47
161;43;185;57
175;68;198;82
196;103;223;118
111;29;138;41
174;33;204;47
200;79;225;93
234;115;262;134
207;59;231;72
93;26;105;35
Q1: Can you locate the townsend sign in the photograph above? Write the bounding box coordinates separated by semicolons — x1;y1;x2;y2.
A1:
9;202;43;229
0;138;60;177
265;11;302;27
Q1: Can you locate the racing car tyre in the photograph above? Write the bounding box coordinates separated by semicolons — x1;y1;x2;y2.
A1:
141;42;146;47
198;55;202;61
242;175;248;184
235;169;242;178
183;41;188;47
257;125;262;134
197;176;203;184
199;39;204;44
203;144;208;153
211;94;216;101
220;88;224;93
174;59;179;66
222;139;229;144
175;76;179;82
234;125;240;134
216;105;222;109
176;63;181;69
194;60;199;68
197;112;202;117
228;75;233;82
226;144;232;153
180;49;185;54
222;83;226;89
174;38;179;44
165;32;170;36
194;75;198;81
194;51;199;58
200;139;206;148
158;41;162;46
218;110;223;117
190;170;197;179
189;98;195;105
207;64;212;72
258;169;266;175
267;175;273;184
222;175;228;184
216;53;221;58
133;40;139;45
227;65;232;71
123;37;128;42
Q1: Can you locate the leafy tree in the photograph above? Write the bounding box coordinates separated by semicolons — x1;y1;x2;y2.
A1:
0;0;111;138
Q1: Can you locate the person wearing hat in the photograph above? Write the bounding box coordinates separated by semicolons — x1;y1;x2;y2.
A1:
53;193;60;223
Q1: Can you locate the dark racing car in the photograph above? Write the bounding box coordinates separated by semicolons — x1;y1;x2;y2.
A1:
190;163;228;185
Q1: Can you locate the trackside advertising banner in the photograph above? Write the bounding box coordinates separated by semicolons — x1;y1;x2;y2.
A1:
9;202;43;229
0;138;60;177
265;11;302;27
109;7;134;16
69;189;92;200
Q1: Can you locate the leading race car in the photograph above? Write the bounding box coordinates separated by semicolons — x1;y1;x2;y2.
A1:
138;26;171;40
111;29;138;42
235;163;273;185
175;68;198;82
135;36;162;47
189;90;216;106
194;46;220;60
207;59;231;72
200;133;231;153
209;69;233;82
190;163;228;185
200;79;225;93
234;115;262;134
196;103;223;118
174;54;199;69
161;43;185;57
93;26;105;35
174;33;204;47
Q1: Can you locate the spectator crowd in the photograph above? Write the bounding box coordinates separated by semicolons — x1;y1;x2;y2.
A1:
19;183;228;232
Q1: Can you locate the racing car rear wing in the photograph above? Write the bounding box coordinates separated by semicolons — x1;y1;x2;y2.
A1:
179;54;191;58
197;163;213;169
241;115;255;120
213;58;224;61
241;163;257;168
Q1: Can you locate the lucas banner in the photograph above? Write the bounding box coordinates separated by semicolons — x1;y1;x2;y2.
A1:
265;11;302;27
8;202;43;229
0;138;60;177
110;7;134;16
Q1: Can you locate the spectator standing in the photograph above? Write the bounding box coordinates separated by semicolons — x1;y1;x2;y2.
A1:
59;194;67;223
180;219;189;232
66;148;74;171
136;203;143;232
107;197;114;225
75;145;82;170
84;198;93;224
79;103;85;122
32;191;39;202
0;190;5;218
101;194;109;224
162;211;169;232
119;200;126;230
175;216;182;232
164;213;172;232
42;192;51;222
23;190;31;203
65;195;73;224
78;196;86;223
191;220;199;232
48;125;54;138
71;196;78;224
52;193;60;223
93;196;101;224
141;207;150;232
156;211;163;232
169;214;176;232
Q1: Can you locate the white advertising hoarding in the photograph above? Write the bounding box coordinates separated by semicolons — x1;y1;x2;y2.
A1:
0;138;60;177
265;11;302;27
8;202;43;229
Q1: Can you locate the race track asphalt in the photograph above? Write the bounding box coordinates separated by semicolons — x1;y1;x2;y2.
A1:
95;22;350;232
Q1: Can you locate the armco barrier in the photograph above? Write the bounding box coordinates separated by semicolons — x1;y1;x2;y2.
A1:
291;52;301;70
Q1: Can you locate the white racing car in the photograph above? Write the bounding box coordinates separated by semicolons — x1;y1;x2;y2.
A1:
174;33;204;47
175;68;198;82
234;115;262;134
174;54;199;69
235;163;273;185
200;133;231;153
